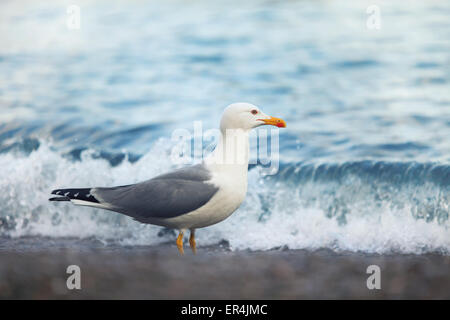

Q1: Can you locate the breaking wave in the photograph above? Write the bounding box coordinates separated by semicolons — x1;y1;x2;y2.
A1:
0;140;449;254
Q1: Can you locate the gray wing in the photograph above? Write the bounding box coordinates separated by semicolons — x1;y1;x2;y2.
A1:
91;164;219;221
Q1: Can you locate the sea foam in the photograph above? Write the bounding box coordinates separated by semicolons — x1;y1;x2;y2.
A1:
1;140;449;254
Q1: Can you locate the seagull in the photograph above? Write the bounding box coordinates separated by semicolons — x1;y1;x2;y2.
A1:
49;103;286;254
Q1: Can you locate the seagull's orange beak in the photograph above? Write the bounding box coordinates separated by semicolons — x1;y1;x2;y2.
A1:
259;116;286;128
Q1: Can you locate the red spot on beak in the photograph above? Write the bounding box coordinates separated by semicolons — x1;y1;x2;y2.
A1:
259;116;286;128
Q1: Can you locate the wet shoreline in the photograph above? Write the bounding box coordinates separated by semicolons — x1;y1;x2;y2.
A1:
0;237;448;299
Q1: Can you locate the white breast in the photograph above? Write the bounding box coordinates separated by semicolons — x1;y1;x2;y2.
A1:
151;128;251;230
152;163;248;230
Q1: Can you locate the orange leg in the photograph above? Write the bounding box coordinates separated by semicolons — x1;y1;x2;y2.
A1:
189;229;196;254
176;230;184;255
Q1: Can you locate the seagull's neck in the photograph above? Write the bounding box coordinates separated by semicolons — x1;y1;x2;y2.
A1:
205;128;250;174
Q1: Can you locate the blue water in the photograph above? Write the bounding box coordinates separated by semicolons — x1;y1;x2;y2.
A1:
1;0;449;254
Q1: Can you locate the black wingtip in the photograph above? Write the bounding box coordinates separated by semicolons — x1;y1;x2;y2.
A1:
49;188;99;203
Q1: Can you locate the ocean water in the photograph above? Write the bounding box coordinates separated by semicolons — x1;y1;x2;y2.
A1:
1;0;449;254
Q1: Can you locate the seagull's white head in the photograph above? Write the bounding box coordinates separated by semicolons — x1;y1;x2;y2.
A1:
220;102;286;132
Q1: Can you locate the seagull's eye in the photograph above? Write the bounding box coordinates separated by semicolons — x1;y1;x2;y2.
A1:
251;109;258;115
